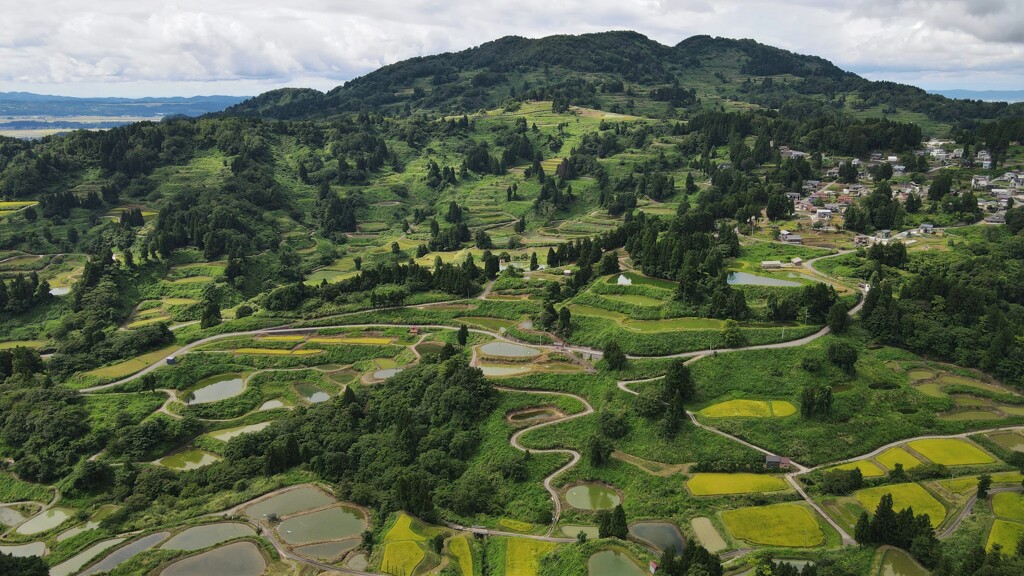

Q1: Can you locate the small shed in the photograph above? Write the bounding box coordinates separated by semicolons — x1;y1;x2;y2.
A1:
616;274;633;286
765;455;782;469
919;223;934;234
791;257;803;267
166;356;177;366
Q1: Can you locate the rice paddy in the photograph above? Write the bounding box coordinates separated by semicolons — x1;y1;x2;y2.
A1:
986;431;1024;452
449;535;473;576
381;540;425;575
690;517;727;552
827;460;886;478
699;399;797;418
720;503;825;547
686;473;789;495
600;294;667;307
854;483;947;528
906;438;995;466
986;519;1024;553
233;348;323;356
85;345;179;378
992;492;1024;523
875;447;923;470
504;538;557;576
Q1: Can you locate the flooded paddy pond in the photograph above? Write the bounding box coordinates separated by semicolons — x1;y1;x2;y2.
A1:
244;486;335;520
294;382;330;403
187;374;246;405
629;522;685;552
16;507;74;535
565;484;621;510
161;522;256;551
208;422;271;441
80;531;169;576
588;549;645;576
161;541;266;576
157;449;221;471
479;342;541;358
278;505;367;545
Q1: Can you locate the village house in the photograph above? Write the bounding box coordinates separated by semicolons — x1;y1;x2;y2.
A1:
919;223;935;234
854;235;871;247
815;208;833;221
781;234;803;245
986;214;1006;224
761;260;783;269
616;274;632;286
791;257;803;267
972;175;990;189
765;455;791;470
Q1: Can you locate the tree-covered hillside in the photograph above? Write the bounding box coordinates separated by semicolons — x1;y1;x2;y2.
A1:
224;32;1023;129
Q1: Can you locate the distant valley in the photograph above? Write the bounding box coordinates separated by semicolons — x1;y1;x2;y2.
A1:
0;92;248;138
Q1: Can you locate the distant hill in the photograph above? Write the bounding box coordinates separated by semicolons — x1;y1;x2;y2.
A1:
0;92;248;118
223;32;1023;127
930;89;1024;103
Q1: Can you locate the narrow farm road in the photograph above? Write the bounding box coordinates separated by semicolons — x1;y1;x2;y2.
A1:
937;486;1024;539
495;386;594;535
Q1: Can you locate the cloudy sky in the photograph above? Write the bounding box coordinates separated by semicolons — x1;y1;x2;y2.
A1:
1;0;1022;97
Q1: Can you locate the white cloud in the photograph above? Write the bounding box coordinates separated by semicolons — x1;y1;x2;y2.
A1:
0;0;1021;96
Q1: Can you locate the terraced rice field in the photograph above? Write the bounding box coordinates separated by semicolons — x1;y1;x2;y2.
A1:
720;503;824;547
233;348;323;356
854;483;947;528
382;540;424;575
504;538;557;576
499;518;534;532
621;317;726;332
875;447;923;470
938;472;1024;494
987;431;1024;452
449;536;473;576
986;519;1024;553
308;336;392;345
906;439;995;466
700;399;797;418
992;492;1024;523
687;473;789;495
85;345;179;378
601;294;666;307
828;460;886;478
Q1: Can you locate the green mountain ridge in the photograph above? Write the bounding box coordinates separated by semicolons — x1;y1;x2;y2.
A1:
224;31;1022;126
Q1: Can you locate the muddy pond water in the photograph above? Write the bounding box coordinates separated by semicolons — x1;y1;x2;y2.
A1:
187;374;246;405
80;531;169;576
879;548;930;576
161;522;256;551
208;422;272;441
588;549;645;576
727;271;804;287
294;382;330;403
161;541;266;576
49;538;126;576
16;507;74;535
629;522;685;552
278;506;367;545
565;484;620;510
295;538;359;560
157;449;221;471
479;342;541;358
244;487;335;520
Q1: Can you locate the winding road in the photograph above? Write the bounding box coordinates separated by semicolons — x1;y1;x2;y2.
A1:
68;247;1023;569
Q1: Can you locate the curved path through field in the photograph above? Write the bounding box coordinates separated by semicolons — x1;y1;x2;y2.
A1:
496;386;594;535
71;250;904;560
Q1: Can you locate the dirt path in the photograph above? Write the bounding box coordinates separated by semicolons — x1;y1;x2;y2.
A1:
495;386;593;535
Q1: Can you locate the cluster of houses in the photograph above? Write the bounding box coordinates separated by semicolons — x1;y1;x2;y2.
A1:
927;140;995;169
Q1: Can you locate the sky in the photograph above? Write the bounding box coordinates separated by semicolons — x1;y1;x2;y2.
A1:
1;0;1022;98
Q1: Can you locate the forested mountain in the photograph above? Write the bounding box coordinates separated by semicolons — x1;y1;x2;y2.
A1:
224;32;1023;126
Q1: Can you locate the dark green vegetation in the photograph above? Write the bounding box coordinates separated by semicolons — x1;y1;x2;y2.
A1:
1;31;1023;576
